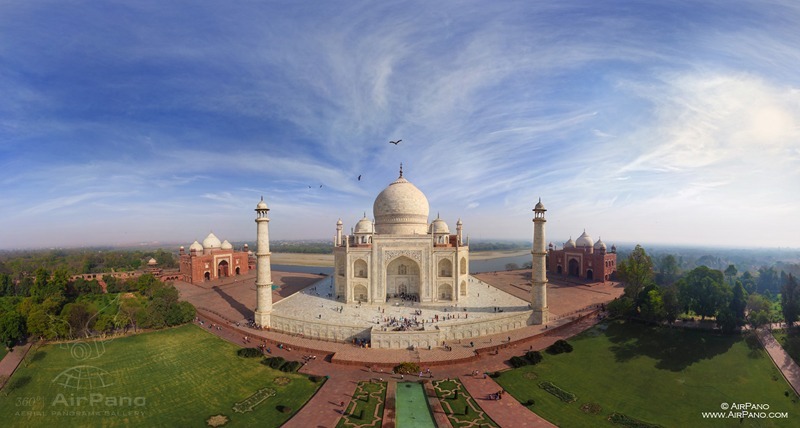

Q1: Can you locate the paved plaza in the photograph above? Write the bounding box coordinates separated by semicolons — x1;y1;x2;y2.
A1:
175;268;622;334
275;275;532;332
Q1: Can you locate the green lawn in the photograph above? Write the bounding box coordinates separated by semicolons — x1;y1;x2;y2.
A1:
0;346;7;361
0;324;322;427
773;328;800;366
496;321;799;427
433;378;498;427
337;381;386;428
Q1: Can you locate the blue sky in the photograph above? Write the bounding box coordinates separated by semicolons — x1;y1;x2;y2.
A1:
1;1;799;250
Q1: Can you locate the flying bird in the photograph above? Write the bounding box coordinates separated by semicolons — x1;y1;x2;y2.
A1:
389;139;402;145
320;184;323;188
358;175;362;181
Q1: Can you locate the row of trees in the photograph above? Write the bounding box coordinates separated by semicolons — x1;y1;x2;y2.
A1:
610;245;799;333
0;271;194;349
0;248;177;278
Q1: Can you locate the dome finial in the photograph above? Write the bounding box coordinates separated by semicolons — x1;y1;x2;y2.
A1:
399;162;403;178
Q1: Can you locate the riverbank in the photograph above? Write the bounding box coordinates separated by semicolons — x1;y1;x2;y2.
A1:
270;249;529;267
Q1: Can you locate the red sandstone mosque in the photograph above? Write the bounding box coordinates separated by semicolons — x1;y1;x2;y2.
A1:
179;232;253;285
547;230;617;283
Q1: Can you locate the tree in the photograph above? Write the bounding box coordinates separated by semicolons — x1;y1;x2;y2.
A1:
661;285;681;324
60;302;95;339
656;254;680;286
0;273;13;296
724;264;738;286
781;274;800;327
741;271;756;293
120;297;144;333
746;294;772;329
617;245;655;301
678;266;730;320
504;263;520;271
757;267;780;294
607;297;635;319
0;310;26;349
639;288;666;323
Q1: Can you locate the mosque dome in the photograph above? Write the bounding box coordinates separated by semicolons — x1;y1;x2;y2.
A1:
354;215;374;234
564;237;575;249
373;171;429;235
189;240;203;252
221;240;233;250
594;237;607;251
576;230;594;248
203;232;222;249
431;216;450;234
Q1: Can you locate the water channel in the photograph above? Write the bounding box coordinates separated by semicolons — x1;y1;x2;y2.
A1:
395;382;436;428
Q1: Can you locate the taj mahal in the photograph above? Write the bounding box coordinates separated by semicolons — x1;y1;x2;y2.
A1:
247;166;554;349
332;165;471;305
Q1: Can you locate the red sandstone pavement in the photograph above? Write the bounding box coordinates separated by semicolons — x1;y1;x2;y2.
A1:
757;328;800;396
0;341;33;389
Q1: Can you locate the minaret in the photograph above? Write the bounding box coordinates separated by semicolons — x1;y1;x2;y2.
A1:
531;198;549;324
456;218;463;246
335;218;343;246
254;197;273;328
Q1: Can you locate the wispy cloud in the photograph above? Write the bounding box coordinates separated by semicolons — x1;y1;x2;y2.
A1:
1;1;798;248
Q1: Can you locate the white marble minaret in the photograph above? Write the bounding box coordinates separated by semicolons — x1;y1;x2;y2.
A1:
254;197;273;328
530;199;549;324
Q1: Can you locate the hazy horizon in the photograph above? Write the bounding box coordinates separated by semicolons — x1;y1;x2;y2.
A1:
2;1;798;250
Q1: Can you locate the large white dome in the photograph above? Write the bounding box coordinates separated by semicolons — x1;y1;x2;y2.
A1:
576;230;594;248
373;173;429;235
203;232;222;249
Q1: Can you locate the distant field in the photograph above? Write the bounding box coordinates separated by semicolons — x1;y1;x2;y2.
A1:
0;325;321;427
497;321;799;427
271;249;528;267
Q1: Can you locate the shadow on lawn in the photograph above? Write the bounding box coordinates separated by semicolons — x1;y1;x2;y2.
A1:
604;321;737;371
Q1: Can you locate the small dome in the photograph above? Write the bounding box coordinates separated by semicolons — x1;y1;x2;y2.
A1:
564;237;575;249
611;244;617;252
256;198;268;210
147;258;157;265
336;218;343;226
203;232;222;249
189;240;203;252
354;214;374;234
594;237;607;251
431;215;450;234
221;240;233;250
534;198;546;211
576;230;594;248
549;242;554;248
